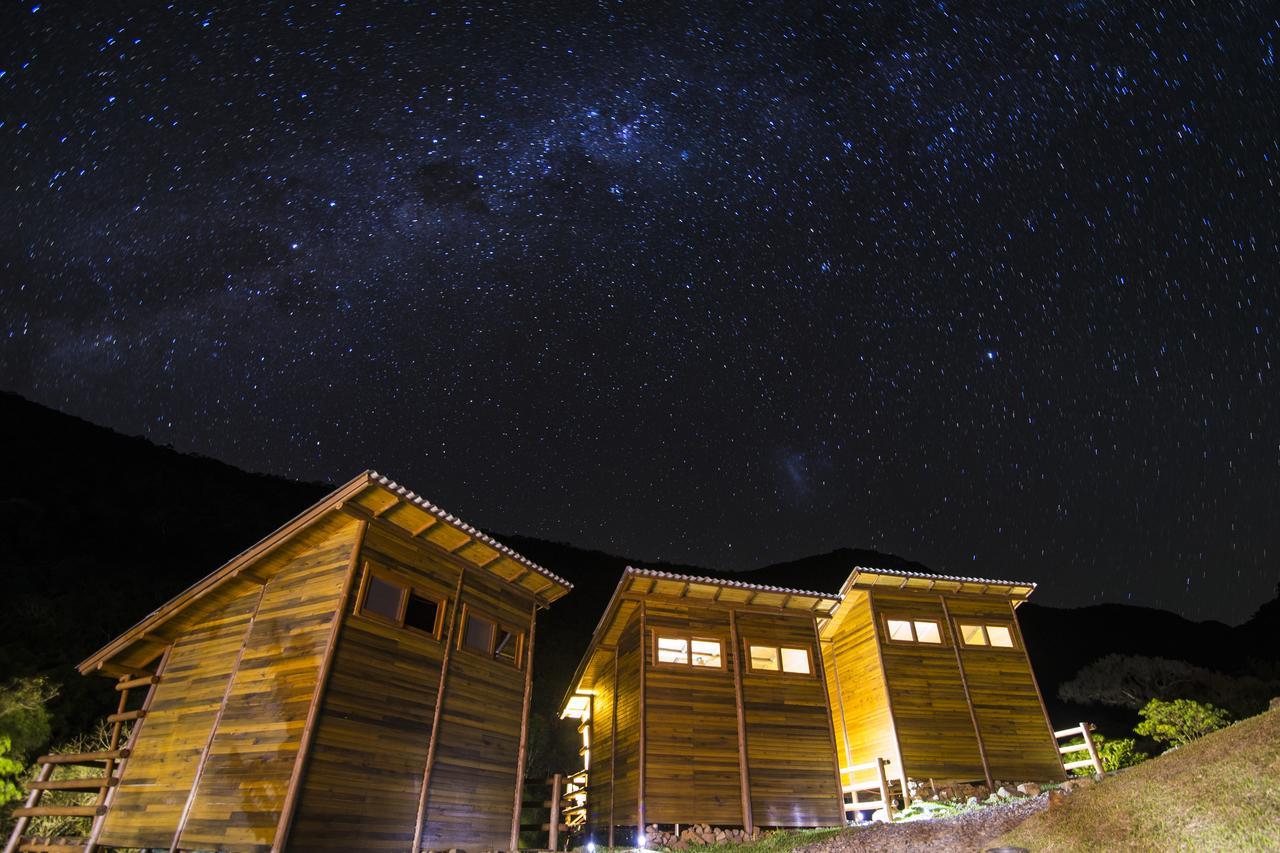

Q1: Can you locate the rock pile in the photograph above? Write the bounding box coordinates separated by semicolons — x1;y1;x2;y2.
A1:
642;823;761;849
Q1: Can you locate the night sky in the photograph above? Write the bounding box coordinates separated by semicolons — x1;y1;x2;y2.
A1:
2;2;1277;623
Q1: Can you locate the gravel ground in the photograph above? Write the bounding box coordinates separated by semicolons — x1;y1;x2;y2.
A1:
801;795;1049;853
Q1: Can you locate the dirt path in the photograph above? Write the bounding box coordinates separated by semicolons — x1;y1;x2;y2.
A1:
801;795;1048;852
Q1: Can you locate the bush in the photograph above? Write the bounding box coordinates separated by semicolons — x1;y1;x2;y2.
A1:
0;736;24;807
1063;733;1148;775
1134;698;1230;748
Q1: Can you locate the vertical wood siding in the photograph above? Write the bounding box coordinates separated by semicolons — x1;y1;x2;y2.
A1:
610;611;642;824
822;592;898;790
586;652;616;833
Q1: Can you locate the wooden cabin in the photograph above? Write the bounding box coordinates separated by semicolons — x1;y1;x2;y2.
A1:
561;565;1062;837
560;568;846;841
821;568;1063;804
15;471;571;853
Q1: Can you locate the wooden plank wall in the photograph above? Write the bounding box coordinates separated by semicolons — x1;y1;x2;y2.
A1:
640;600;742;826
586;652;616;833
735;611;842;828
287;525;455;850
822;592;898;789
945;597;1063;781
420;564;534;851
610;610;642;825
97;519;359;851
868;590;987;783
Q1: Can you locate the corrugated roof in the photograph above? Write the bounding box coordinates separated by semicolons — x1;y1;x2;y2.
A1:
624;566;839;600
849;565;1037;589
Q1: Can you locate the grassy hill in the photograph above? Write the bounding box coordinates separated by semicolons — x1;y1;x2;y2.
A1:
997;707;1280;850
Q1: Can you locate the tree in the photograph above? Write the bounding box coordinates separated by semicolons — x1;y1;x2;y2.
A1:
1058;654;1278;716
1134;698;1230;748
0;677;57;759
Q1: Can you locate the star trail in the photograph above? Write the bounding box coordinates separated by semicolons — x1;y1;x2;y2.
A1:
2;1;1277;622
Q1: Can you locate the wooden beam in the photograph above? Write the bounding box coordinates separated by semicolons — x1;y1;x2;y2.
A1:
1008;599;1068;779
410;515;439;537
609;644;619;847
272;521;367;852
868;592;910;804
510;601;540;851
939;595;993;791
728;609;754;832
412;566;467;852
636;600;647;837
170;582;269;852
812;615;847;822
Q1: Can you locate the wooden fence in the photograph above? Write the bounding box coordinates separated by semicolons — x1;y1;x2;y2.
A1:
1054;722;1105;777
840;757;896;823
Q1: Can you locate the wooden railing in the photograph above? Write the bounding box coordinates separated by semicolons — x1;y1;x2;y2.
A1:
518;771;586;852
840;757;895;823
1054;722;1105;777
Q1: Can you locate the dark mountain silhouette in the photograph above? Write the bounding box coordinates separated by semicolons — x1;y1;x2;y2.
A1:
1;390;1276;769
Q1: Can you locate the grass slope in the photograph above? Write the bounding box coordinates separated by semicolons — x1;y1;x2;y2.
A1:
997;707;1280;851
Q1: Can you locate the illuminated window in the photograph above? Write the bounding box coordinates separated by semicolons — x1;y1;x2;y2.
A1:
987;625;1014;647
887;619;914;642
749;644;812;675
780;647;811;674
885;618;943;644
656;637;689;665
959;624;988;646
690;640;723;668
914;620;942;643
749;645;780;671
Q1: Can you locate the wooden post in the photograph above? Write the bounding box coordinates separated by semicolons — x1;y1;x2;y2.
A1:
1080;722;1104;778
938;596;993;791
875;757;894;822
636;600;647;840
170;582;269;852
728;609;754;832
811;616;847;824
412;566;468;853
510;602;540;852
272;522;366;852
609;645;619;847
548;772;564;851
3;763;51;853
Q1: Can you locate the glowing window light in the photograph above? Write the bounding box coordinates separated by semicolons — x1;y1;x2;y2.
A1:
780;647;810;674
886;619;914;642
959;624;988;646
914;620;942;643
657;636;689;664
562;693;592;719
987;625;1014;647
690;639;722;667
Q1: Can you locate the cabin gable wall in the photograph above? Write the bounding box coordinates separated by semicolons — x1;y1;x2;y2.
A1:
611;608;643;824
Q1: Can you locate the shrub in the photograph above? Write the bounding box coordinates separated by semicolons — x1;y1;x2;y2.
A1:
1062;733;1148;775
1134;697;1230;748
0;736;24;807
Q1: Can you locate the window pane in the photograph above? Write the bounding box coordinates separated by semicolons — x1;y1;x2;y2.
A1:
780;647;811;674
463;612;495;653
987;625;1014;648
690;640;722;668
656;637;689;664
494;628;520;664
750;645;780;671
914;621;942;644
403;594;440;635
363;574;403;621
959;624;987;646
887;619;914;642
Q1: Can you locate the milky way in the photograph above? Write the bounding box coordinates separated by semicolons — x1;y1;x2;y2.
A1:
3;1;1277;622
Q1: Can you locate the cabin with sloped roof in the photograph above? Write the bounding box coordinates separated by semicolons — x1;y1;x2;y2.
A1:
560;567;847;842
7;471;570;853
561;565;1062;838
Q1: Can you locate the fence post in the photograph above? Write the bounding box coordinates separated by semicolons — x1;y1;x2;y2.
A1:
875;757;893;822
548;772;564;851
1079;722;1104;778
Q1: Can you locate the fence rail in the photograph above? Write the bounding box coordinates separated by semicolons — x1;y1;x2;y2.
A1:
1053;722;1104;777
839;756;895;822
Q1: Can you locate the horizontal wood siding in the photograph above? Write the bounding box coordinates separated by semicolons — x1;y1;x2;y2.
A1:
288;524;458;849
611;610;642;824
945;597;1063;781
587;652;616;832
824;592;897;789
736;611;841;827
868;591;986;783
641;600;742;826
178;524;358;852
421;565;534;850
97;581;261;848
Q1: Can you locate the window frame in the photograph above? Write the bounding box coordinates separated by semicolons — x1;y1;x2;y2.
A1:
354;564;445;640
881;615;947;646
650;632;727;671
745;642;815;676
955;621;1019;650
457;603;526;668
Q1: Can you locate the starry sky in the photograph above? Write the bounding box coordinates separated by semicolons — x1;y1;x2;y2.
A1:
2;1;1277;624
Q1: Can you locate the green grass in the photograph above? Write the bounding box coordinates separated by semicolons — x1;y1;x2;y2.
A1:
594;827;843;853
996;706;1280;851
